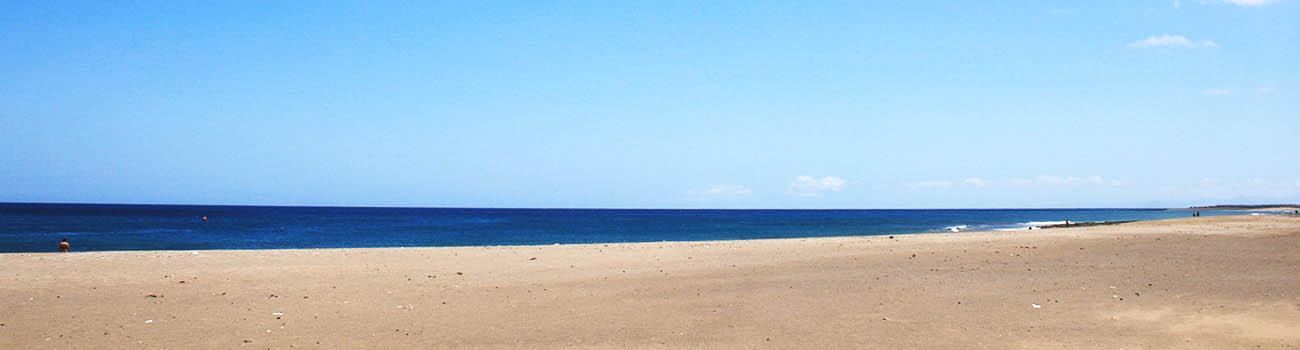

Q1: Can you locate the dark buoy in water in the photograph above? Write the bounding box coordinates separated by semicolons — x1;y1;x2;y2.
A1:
202;216;207;222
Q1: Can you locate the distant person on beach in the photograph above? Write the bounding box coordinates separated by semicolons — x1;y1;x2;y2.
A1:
58;239;70;252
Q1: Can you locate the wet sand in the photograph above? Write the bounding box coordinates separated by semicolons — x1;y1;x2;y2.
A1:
2;215;1298;349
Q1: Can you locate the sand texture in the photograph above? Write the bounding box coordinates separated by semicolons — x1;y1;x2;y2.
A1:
2;215;1299;349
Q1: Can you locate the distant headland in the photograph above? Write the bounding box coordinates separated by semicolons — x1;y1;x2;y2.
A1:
1183;204;1300;211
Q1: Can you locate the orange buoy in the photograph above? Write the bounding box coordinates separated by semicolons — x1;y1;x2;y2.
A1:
202;216;207;222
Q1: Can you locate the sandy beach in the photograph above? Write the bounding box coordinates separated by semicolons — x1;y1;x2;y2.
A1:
2;214;1298;349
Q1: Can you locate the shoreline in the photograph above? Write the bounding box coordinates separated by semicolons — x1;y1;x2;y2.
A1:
1175;206;1300;212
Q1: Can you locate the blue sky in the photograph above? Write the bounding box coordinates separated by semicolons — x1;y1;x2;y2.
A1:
1;1;1296;208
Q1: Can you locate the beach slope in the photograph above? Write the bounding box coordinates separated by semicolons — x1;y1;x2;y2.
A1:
3;215;1298;349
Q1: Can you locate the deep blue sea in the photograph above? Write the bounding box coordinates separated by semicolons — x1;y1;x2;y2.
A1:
0;203;1242;253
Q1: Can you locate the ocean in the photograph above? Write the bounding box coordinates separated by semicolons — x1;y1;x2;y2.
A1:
0;203;1239;253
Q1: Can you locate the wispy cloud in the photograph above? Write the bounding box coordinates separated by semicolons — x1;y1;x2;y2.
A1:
1221;0;1281;6
1205;88;1233;95
688;184;752;198
1127;35;1218;48
1035;175;1104;185
786;176;848;197
910;175;1115;189
1035;175;1069;185
903;180;954;189
1195;177;1276;187
1258;87;1275;93
1165;177;1300;202
1174;0;1183;9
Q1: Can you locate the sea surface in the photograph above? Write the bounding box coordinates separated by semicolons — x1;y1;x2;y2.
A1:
0;203;1244;253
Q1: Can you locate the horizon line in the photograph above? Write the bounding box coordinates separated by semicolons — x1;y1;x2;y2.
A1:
0;201;1217;211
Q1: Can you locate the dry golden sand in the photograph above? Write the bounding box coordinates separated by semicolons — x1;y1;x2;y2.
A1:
3;215;1299;349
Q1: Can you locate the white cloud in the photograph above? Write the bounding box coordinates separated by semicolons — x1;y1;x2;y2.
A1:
1035;175;1068;184
1222;0;1280;6
786;176;848;197
1127;35;1218;48
1035;175;1104;185
1173;177;1300;202
1195;177;1274;188
903;180;954;189
1258;87;1275;93
905;175;1114;189
688;184;752;198
1205;88;1233;95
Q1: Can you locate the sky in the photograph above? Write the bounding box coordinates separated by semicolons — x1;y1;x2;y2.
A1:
1;1;1297;209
